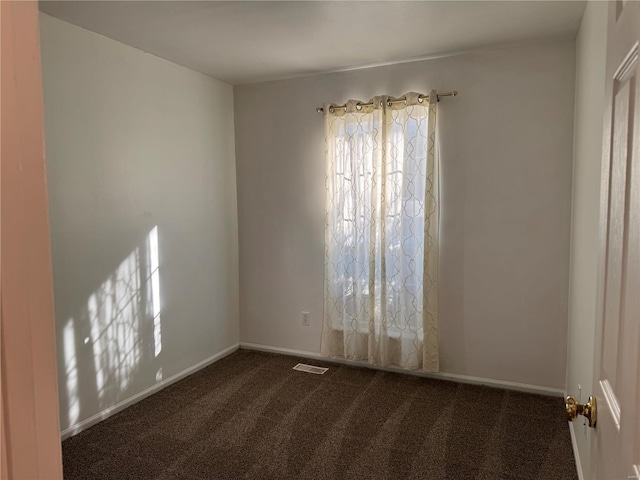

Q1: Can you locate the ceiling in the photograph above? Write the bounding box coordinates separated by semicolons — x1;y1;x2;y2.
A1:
39;1;586;85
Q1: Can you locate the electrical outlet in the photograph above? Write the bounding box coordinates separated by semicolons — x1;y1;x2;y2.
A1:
302;311;310;326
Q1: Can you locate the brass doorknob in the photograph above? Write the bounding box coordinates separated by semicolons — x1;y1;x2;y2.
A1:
566;395;597;428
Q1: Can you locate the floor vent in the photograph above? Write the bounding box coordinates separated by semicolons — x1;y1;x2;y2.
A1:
293;363;329;375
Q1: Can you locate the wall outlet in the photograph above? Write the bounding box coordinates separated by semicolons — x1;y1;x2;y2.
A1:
301;311;310;326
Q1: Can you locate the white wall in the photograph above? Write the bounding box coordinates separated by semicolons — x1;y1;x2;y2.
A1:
39;14;239;433
234;41;576;390
566;2;608;478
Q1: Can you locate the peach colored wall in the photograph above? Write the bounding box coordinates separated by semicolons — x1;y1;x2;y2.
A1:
1;2;63;478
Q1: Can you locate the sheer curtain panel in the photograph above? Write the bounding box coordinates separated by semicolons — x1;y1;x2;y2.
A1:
321;91;439;372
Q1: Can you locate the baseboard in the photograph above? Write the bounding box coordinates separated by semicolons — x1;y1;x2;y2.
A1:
568;421;585;480
239;342;565;397
60;343;240;440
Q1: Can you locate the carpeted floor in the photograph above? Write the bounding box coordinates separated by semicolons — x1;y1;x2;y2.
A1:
62;350;578;480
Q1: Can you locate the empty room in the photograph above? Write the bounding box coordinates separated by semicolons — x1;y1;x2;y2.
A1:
2;0;639;479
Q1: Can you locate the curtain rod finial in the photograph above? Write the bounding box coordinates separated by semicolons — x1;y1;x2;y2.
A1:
316;107;324;113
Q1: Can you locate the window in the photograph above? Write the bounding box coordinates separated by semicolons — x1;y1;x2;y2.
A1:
322;93;439;371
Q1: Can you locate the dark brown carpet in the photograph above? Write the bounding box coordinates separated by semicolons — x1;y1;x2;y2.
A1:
62;350;578;480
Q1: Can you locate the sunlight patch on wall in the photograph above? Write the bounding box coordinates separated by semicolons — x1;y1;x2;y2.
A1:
88;246;143;398
148;225;162;359
61;226;164;417
64;319;79;425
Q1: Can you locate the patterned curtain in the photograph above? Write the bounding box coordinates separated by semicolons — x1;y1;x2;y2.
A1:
321;91;439;372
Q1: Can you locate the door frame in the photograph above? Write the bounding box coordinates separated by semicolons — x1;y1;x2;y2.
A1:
590;0;640;478
1;1;63;478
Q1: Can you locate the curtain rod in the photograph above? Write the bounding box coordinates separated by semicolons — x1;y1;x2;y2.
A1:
315;90;458;113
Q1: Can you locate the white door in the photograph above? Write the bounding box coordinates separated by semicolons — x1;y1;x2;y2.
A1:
592;1;640;479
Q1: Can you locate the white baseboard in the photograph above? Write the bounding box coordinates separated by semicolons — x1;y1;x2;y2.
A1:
568;421;585;480
61;343;240;440
239;342;565;397
61;340;564;440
